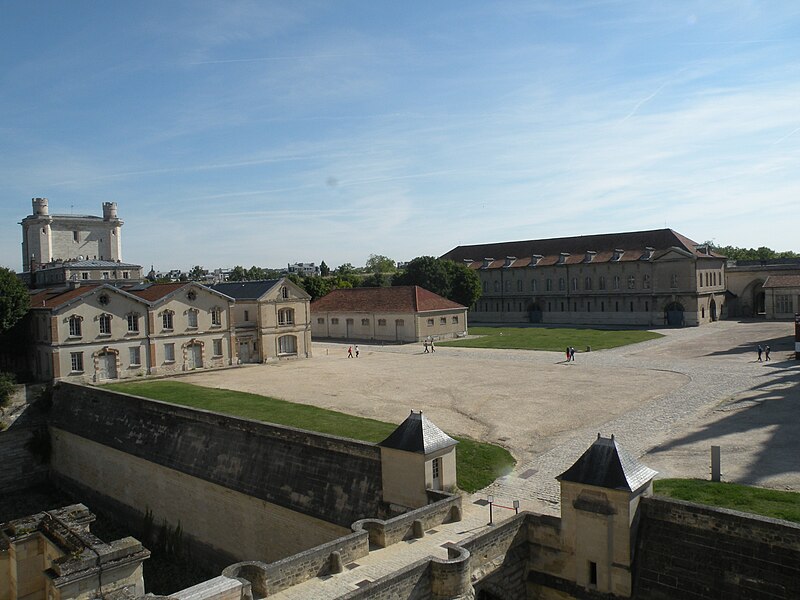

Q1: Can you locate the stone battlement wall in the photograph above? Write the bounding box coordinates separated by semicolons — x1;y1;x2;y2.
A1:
634;495;800;600
49;382;384;527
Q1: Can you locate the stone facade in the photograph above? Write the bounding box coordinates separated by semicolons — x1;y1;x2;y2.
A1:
441;229;728;326
209;279;312;363
20;198;123;273
311;286;468;343
26;282;235;382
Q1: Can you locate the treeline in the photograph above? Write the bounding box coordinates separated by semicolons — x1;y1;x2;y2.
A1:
710;244;798;261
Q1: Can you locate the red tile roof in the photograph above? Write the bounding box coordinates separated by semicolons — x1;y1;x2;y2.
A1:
443;228;724;270
29;285;100;309
311;286;465;313
121;282;188;301
763;275;800;288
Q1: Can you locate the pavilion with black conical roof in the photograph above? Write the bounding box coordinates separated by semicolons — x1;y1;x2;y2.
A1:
555;434;657;597
377;410;458;510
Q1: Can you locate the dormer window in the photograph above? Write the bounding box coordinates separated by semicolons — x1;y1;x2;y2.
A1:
530;254;543;267
584;251;596;263
504;256;516;268
558;253;570;265
482;258;494;269
643;246;655;260
612;249;624;261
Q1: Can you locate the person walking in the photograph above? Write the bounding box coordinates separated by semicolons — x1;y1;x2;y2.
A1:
354;345;360;358
430;340;435;353
757;344;763;362
347;346;353;358
566;347;570;362
569;346;576;362
423;340;429;353
765;345;771;361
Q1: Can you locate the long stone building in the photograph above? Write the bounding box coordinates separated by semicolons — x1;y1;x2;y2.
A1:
441;229;728;327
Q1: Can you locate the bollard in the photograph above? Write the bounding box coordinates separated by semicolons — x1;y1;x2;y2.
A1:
711;446;721;482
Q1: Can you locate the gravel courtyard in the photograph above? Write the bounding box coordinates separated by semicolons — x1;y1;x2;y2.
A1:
181;320;799;512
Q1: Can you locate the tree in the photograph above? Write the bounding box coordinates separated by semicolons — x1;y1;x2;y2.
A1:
228;266;248;281
188;265;207;281
393;256;450;297
319;261;331;277
708;244;799;261
336;263;356;276
361;272;390;287
246;266;267;280
302;276;332;300
365;254;396;274
444;260;482;308
0;267;30;333
392;257;481;307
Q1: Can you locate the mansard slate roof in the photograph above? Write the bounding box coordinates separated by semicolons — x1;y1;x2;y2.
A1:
378;411;458;454
311;286;465;313
440;228;724;269
29;285;101;309
763;275;800;288
557;434;657;492
209;279;282;300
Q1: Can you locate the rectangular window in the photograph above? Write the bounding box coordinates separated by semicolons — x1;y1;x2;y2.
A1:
440;317;447;325
628;275;636;289
70;352;84;373
102;272;110;279
127;314;139;332
427;318;434;326
331;318;339;324
99;314;111;335
599;276;606;290
162;312;173;330
584;277;592;290
187;310;198;328
571;277;578;291
244;310;249;321
317;317;324;324
69;316;82;337
213;339;223;357
129;346;141;366
558;278;566;291
452;316;459;324
396;319;404;326
361;318;370;326
517;280;523;292
211;308;222;326
81;272;89;280
432;457;441;479
73;231;79;242
589;561;597;586
123;271;130;279
643;274;650;289
671;274;678;288
546;278;552;291
613;276;620;290
164;343;175;362
378;318;387;326
776;295;793;313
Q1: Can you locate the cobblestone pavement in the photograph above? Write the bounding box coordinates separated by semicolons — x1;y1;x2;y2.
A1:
184;320;799;514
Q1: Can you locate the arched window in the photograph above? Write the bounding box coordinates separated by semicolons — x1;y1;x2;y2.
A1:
599;276;606;290
584;277;592;290
613;276;620;290
278;335;297;355
546;278;552;291
281;286;289;299
210;307;222;326
278;308;294;325
69;315;83;337
571;277;578;291
505;280;511;292
162;310;174;330
558;278;566;291
127;313;140;332
531;279;537;292
99;314;111;335
187;309;199;328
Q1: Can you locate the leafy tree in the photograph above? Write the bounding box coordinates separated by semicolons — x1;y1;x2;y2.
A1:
188;265;207;281
228;266;248;281
336;263;356;276
319;261;331;277
302;276;332;300
361;272;390;287
246;266;267;280
444;260;482;308
365;254;396;274
708;244;799;261
0;267;29;333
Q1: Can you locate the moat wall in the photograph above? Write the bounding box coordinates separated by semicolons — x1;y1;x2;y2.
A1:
46;383;385;568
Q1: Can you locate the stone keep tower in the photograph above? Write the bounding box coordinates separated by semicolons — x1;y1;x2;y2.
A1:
556;434;657;598
20;198;123;271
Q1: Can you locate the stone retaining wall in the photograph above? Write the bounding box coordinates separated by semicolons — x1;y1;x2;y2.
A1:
49;382;384;526
633;496;800;600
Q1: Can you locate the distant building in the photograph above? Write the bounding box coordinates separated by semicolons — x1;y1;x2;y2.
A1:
19;198;144;289
210;278;312;362
441;228;728;327
287;262;320;277
311;286;468;343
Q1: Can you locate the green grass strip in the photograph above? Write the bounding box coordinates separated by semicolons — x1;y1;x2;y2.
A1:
104;381;514;493
654;478;800;524
438;326;662;351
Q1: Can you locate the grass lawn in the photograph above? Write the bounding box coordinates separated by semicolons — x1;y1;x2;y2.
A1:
438;326;663;352
654;479;800;524
104;381;515;493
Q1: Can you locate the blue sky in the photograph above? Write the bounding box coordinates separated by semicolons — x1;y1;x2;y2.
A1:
2;1;799;272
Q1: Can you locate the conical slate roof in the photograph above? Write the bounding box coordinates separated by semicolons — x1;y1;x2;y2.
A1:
557;434;657;492
378;411;458;454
